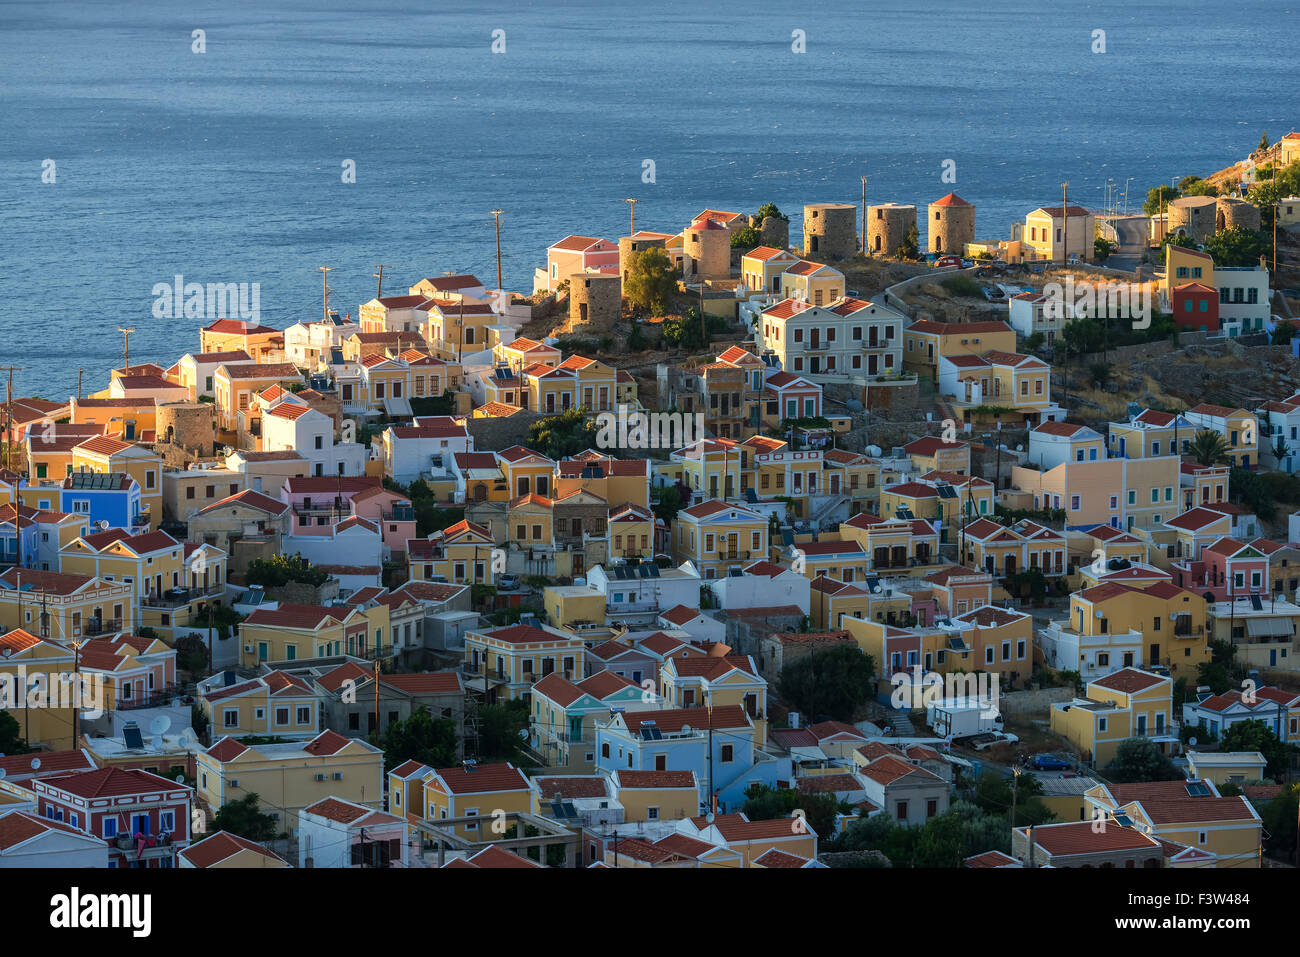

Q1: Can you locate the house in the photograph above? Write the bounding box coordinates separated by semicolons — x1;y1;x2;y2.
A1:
462;623;587;703
1019;205;1097;262
903;319;1017;381
70;436;163;531
756;296;905;379
261;400;365;478
213;363;302;433
656;604;725;645
702;559;811;616
1183;686;1300;744
672;499;768;579
529;671;649;771
1007;291;1068;344
1010;448;1180;533
1085;779;1262;868
381;416;473;485
314;660;465;745
200;319;282;362
238;602;388;667
741;246;800;296
195;730;385;826
659;653;767;746
178;830;290;869
298;796;410;868
545;235;619;293
1184;404;1259;469
856;753;950;826
422;762;532;839
937;351;1054;426
1108;408;1196;460
198;669;322;739
407;519;496;586
678;812;817;866
0;810;111;868
1171;282;1220;332
58;528;187;615
31;767;193;868
780;259;846;306
0;568;135;643
1011;820;1165;868
903;436;970;475
1184;751;1269;787
1049;668;1177;767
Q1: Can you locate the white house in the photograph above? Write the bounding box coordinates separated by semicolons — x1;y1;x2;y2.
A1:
0;810;110;868
1007;292;1071;344
298;796;410;868
1257;393;1300;473
1026;421;1104;470
262;401;367;478
383;416;473;485
657;604;726;645
284;316;359;369
587;561;702;623
283;517;383;585
176;350;256;400
1215;263;1271;335
703;560;812;615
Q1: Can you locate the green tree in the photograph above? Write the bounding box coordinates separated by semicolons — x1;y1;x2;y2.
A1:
1088;360;1113;386
755;202;789;223
1023;331;1045;353
973;770;1056;826
174;633;209;676
1103;737;1183;783
1219;719;1296;781
526;407;600;460
1177;176;1218;198
1260;783;1298;858
894;223;920;260
1143;184;1180;216
623;247;678;315
475;699;531;763
1194;639;1237;695
776;645;875;722
377;705;458;773
1094;237;1116;262
742;784;842;840
1248;160;1300;230
0;710;26;755
652;484;684;525
730;225;764;249
1188;429;1230;466
212;793;278;842
244;553;329;589
1204;226;1271;268
1258;132;1270;152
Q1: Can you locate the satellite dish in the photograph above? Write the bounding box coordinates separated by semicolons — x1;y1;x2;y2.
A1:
178;728;197;746
174;774;186;784
96;520;110;531
149;715;172;736
1188;737;1198;747
30;758;41;771
517;729;529;740
0;769;6;781
681;725;691;735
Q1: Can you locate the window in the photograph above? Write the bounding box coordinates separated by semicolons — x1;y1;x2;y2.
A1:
1098;717;1108;732
103;818;117;838
275;707;289;725
223;709;238;728
720;744;734;762
297;706;311;724
896;801;909;821
647;807;659;820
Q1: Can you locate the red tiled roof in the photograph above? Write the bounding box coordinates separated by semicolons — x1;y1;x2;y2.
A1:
615;770;696;789
1090;668;1166;694
37;767;182;798
931;192;972;207
432;762;529;795
179;831;286;867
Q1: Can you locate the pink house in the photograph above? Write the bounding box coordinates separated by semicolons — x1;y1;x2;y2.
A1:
348;486;417;559
1172;536;1269;601
281;475;384;533
545;235;619;292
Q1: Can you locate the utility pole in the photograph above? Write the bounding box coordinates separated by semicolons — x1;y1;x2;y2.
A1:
318;266;333;324
117;327;135;372
373;658;381;739
1060;183;1069;266
490;210;505;292
1;365;22;472
861;176;868;256
1010;765;1020;829
623;199;637;237
77;369;82;401
373;265;388;300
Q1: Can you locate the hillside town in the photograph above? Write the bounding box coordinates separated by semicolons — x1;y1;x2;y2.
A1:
3;133;1300;872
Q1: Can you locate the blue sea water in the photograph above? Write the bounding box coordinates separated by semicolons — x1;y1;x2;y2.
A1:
0;0;1296;401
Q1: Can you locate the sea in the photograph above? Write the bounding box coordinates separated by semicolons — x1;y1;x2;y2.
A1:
1;0;1296;401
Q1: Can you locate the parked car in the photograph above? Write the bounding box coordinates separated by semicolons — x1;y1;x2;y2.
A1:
933;255;963;269
1029;753;1071;771
961;258;975;268
497;574;520;590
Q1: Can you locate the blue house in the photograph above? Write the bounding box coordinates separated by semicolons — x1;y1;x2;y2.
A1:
58;471;142;532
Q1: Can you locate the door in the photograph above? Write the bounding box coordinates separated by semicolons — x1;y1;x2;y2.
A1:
727;533;738;559
1149;643;1160;666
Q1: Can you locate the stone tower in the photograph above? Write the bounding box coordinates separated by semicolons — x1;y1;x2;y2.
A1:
682;218;731;281
1167;195;1218;242
569;273;621;330
866;203;918;258
618;234;668;294
928;193;975;254
802;203;857;260
156;401;215;458
1215;196;1261;233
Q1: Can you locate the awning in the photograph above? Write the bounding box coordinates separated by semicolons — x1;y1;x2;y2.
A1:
1246;617;1293;638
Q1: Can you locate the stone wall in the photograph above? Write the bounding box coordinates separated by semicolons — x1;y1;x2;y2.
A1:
998;685;1076;716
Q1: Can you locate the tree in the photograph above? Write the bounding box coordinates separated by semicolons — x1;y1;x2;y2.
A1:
1248;160;1300;230
212;793;278;842
1219;719;1297;781
1273;435;1292;466
623;247;678;315
1023;331;1045;353
1194;639;1237;695
1204;225;1271;268
244;553;329;589
1088;360;1113;386
475;698;531;763
894;223;919;260
1260;783;1298;859
651;484;683;525
0;710;26;755
1094;237;1115;262
1273;323;1298;348
755;202;789;223
730;225;764;249
1142;184;1180;216
1103;737;1183;783
776;645;875;722
742;784;841;840
1188;429;1230;466
377;705;458;774
1258;132;1270;152
1177;175;1218;198
973;770;1056;826
526;407;600;460
174;633;209;676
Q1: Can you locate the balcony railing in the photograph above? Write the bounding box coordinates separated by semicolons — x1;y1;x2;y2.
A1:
84;618;123;637
117;685;181;711
142;586;223;608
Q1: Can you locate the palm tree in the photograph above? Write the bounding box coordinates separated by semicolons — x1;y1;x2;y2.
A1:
1188;429;1230;467
1273;436;1291;469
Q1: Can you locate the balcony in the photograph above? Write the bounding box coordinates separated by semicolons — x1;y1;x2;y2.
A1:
84;618;123;637
142;586;223;608
117;685;181;711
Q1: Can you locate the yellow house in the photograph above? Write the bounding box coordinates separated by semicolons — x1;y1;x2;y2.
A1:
0;568;135;642
824;449;881;511
507;493;555;553
939;351;1053;426
493;336;562;374
1021;204;1097;262
608;504;656;561
558;355;619;412
422;761;532;839
682;812;818;866
196;730;385;824
611;769;701;823
420;299;497;360
1162;244;1215;301
407;519;496;585
387;759;433;823
903;436;970;475
68;397;158;442
740;247;800;296
810;576;870;631
780;260;845;306
554;454;651;510
1184;751;1268;787
903;320;1017;380
1049;668;1177;768
238;601;389;667
672;499;768;579
0;628;78;750
463;622;587;702
837;513;940;571
70;436;163;530
1086;779;1262;869
673;438;749;502
499;446;556;499
199;670;322;739
1010;452;1181;533
1184;404;1259;470
659;653;767;747
178;831;291;868
59;528;185;612
213;363;302;433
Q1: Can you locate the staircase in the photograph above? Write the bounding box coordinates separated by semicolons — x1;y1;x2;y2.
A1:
865;700;916;736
